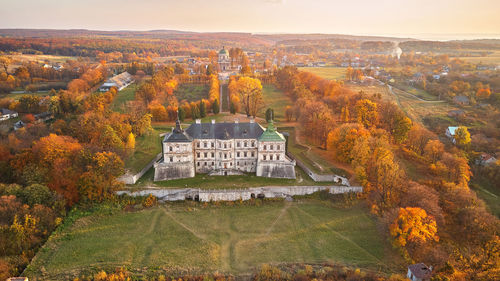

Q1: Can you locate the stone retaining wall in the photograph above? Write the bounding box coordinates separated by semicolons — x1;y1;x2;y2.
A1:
288;153;350;186
117;185;363;202
118;153;162;185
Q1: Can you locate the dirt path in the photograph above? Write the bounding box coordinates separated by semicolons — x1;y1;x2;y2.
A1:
161;207;206;240
265;201;291;235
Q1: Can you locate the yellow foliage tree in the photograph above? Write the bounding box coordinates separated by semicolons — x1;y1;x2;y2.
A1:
390;207;439;249
125;132;135;149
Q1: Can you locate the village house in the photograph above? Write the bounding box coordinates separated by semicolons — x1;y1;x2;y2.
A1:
476;153;497;166
154;119;296;181
407;263;432;281
99;71;134;92
453;95;470;106
0;108;18;121
445;126;458;144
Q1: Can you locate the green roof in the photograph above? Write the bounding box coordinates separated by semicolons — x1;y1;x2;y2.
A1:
219;47;229;55
259;121;285;142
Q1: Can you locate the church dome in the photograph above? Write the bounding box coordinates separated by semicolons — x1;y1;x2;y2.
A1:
219;47;229;56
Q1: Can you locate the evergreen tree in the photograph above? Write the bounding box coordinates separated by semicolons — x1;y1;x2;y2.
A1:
230;101;236;114
199;101;206;118
178;107;186;122
212;99;220;114
265;108;274;122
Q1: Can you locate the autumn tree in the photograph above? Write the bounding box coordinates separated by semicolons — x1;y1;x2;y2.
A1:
454;126;471;147
390;207;439;257
125;133;135;149
355;99;379;128
233;77;263;117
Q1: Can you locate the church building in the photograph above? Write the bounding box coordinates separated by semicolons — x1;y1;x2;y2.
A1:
218;46;231;72
154;119;296;181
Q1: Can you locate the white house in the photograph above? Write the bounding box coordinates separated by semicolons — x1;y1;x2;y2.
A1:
476;153;497;166
0;108;18;121
445;126;458;144
407;263;432;281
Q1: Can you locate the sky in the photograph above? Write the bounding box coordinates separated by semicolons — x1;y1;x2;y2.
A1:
1;0;499;40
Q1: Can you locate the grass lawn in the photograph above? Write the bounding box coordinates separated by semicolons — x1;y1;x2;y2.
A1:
174;84;209;102
124;129;162;173
25;200;394;279
111;84;138;113
280;127;350;178
260;84;293;122
471;175;500;218
299;67;347;81
1;91;51;100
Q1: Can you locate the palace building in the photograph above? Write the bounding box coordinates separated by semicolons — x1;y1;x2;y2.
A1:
153;119;296;181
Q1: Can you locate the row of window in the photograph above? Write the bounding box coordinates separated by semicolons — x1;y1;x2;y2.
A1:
196;151;257;159
196;161;255;168
263;144;281;151
196;140;260;149
167;144;189;152
262;154;281;161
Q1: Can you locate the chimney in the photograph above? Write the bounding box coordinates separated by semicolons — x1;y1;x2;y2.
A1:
234;119;239;124
195;119;201;124
249;117;254;123
211;119;215;124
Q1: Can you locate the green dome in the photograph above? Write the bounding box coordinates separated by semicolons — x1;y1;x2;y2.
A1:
219;47;229;55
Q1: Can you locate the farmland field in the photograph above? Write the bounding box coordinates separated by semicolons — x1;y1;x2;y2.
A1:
174;84;209;102
25;200;394;279
299;67;347;81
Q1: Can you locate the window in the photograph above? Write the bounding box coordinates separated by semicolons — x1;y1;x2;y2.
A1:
169;146;172;152
211;152;214;157
244;152;247;157
204;152;208;158
278;145;281;150
237;152;240;157
277;155;280;160
251;141;255;147
263;155;267;160
244;141;248;147
197;142;200;148
271;145;274;150
237;142;240;147
264;145;267;150
270;155;273;160
212;162;214;165
204;162;207;166
197;162;200;166
224;153;227;159
211;142;214;148
251;152;255;157
224;143;227;149
197;152;200;158
237;161;239;165
169;156;173;162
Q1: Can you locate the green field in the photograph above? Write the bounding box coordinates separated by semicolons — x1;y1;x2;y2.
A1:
1;91;51;100
111;84;138;113
471;175;500;218
299;67;347;81
174;84;209;102
260;84;293;122
25;200;393;279
124;129;162;173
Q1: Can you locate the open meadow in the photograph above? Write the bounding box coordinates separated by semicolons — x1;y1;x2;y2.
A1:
110;83;138;113
299;67;347;81
260;84;293;122
24;200;394;280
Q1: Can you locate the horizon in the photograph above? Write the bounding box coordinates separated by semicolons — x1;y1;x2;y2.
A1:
1;0;499;41
2;27;500;41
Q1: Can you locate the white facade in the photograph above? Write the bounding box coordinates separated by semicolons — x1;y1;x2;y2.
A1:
154;120;296;181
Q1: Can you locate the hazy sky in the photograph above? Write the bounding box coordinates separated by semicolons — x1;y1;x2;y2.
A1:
1;0;499;39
